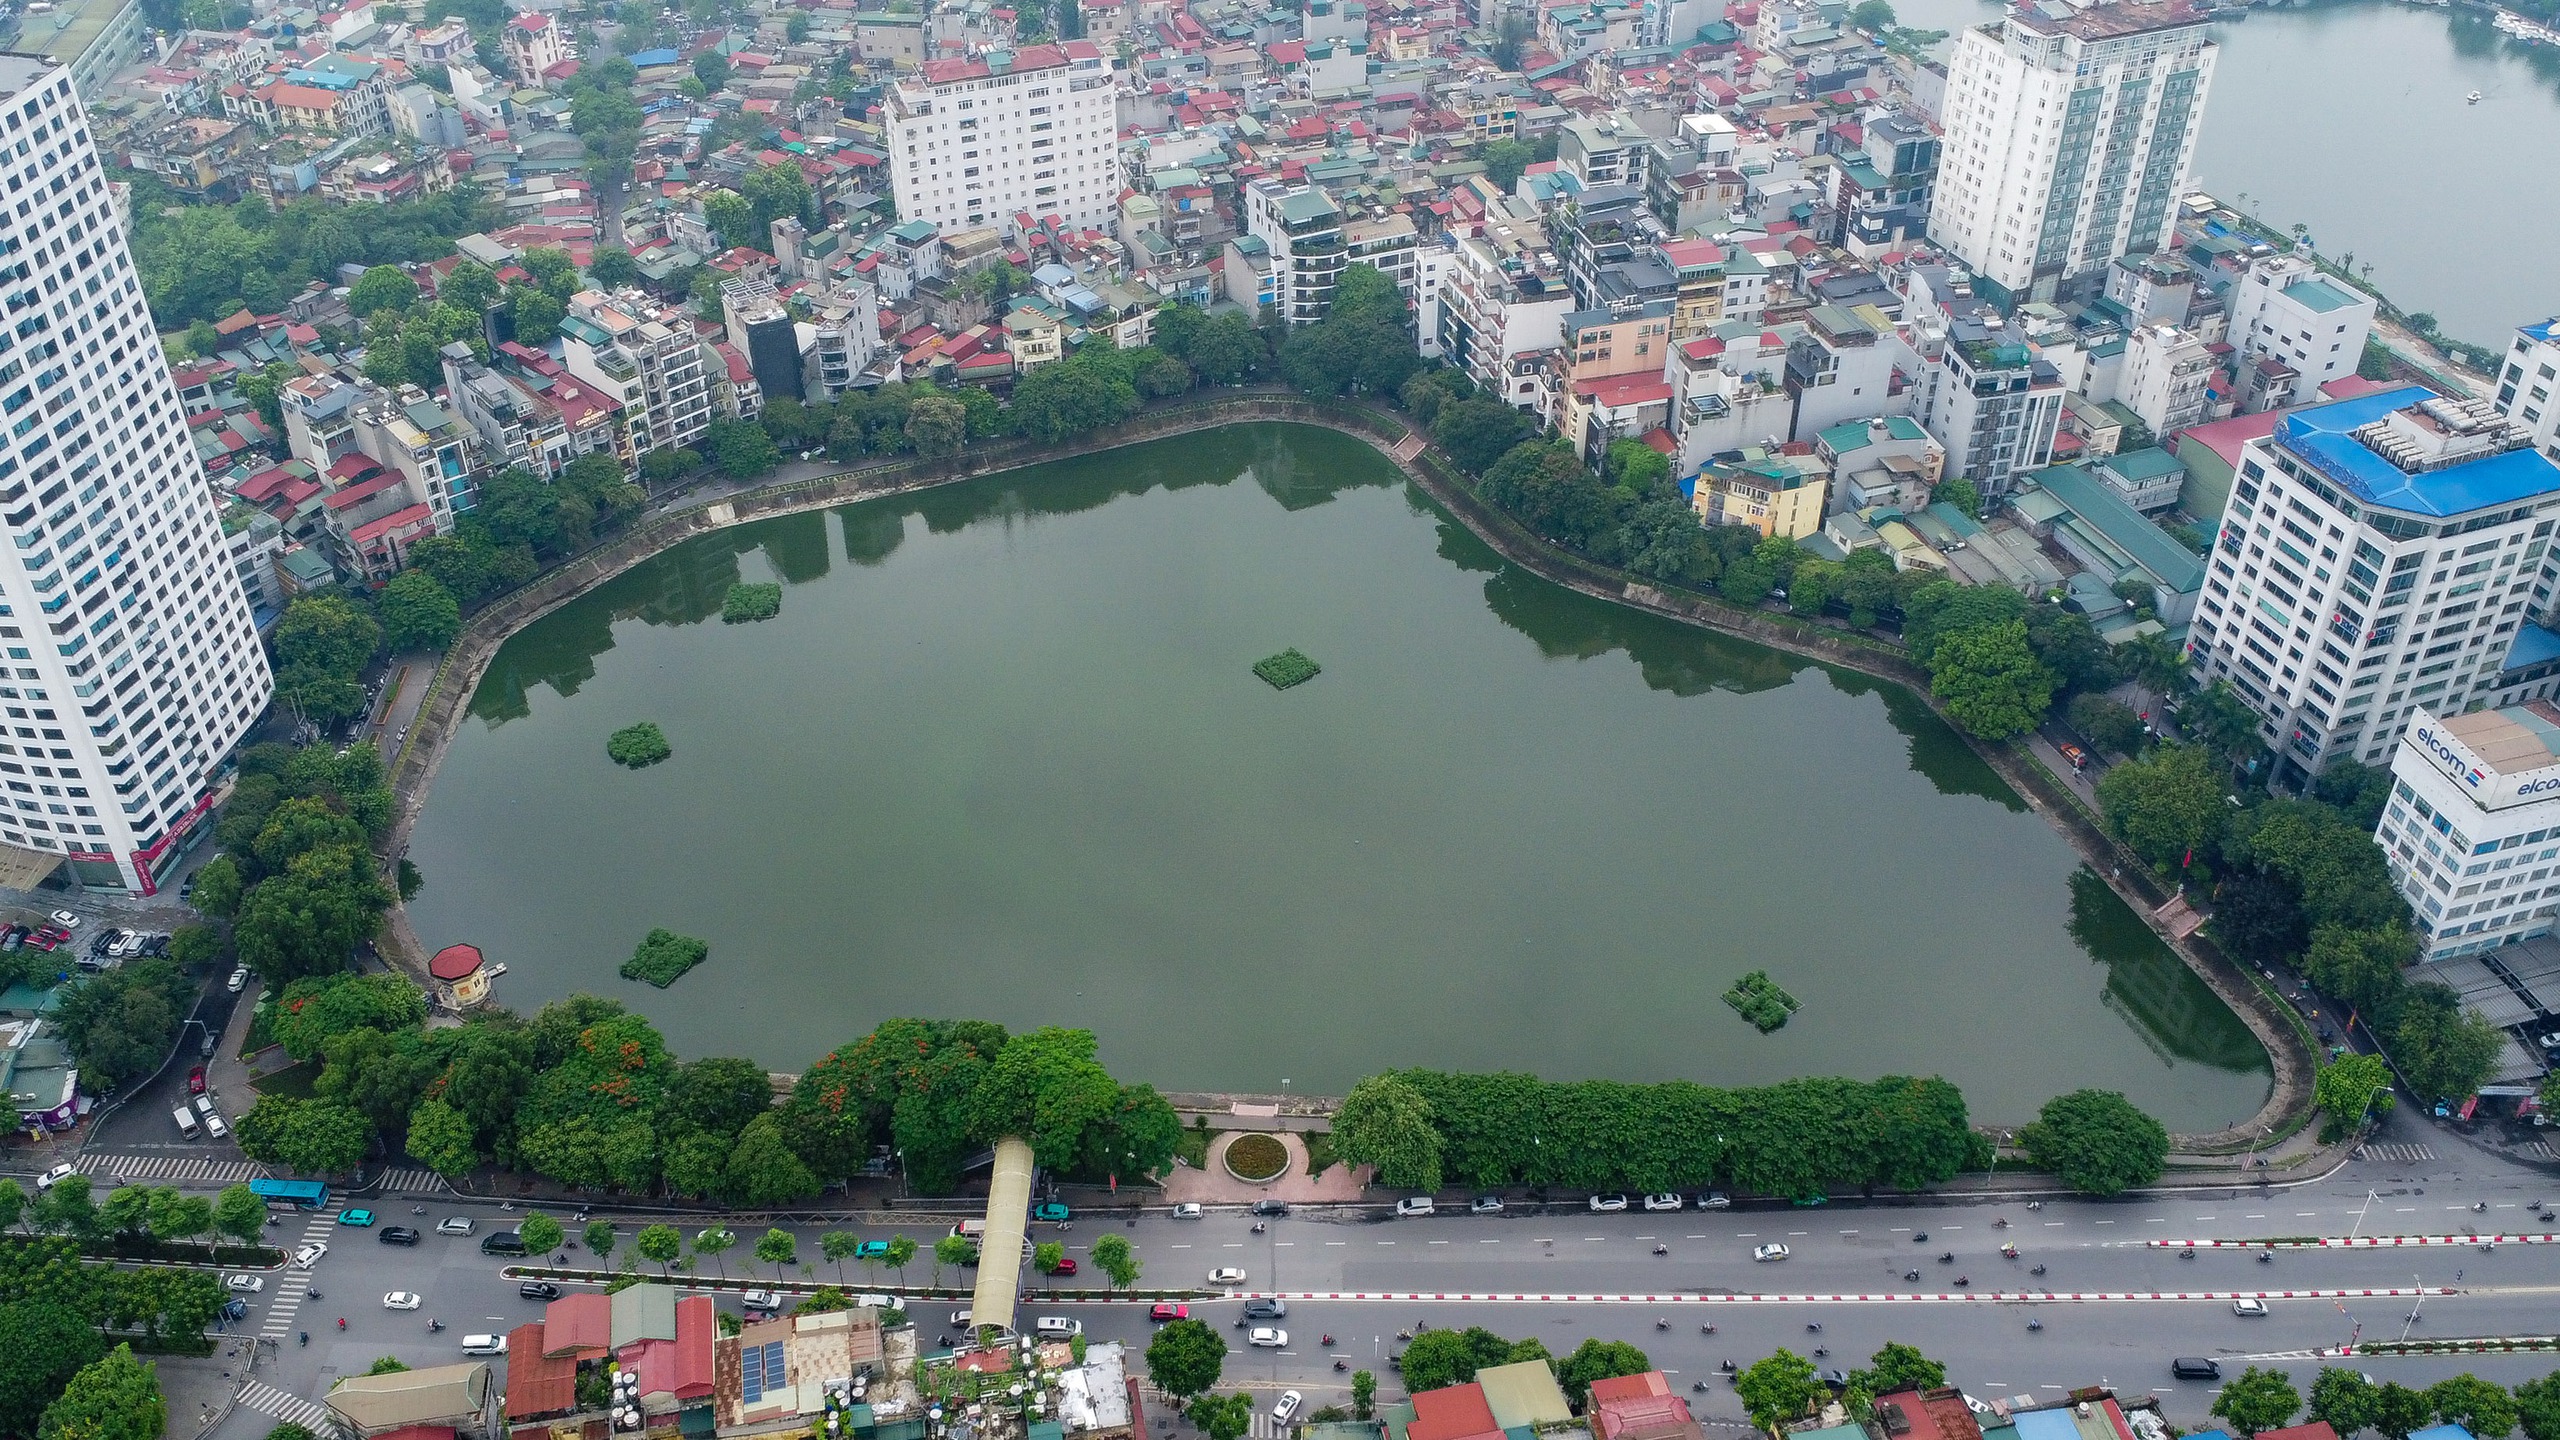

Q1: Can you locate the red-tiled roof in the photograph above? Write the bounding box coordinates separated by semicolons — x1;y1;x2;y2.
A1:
428;944;484;981
348;502;434;545
505;1323;577;1420
1408;1384;1503;1440
543;1293;612;1358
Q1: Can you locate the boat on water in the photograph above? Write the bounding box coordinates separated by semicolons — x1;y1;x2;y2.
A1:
2467;88;2484;102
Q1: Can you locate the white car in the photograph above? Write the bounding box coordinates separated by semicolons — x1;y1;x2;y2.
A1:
1170;1203;1203;1219
112;932;145;958
47;911;77;929
383;1291;422;1310
436;1217;475;1235
293;1242;328;1268
1272;1392;1305;1426
1753;1243;1790;1262
1642;1193;1683;1212
461;1333;507;1356
1587;1193;1629;1212
1033;1317;1083;1338
34;1164;76;1191
949;1310;973;1327
226;967;249;993
224;1273;264;1293
1394;1197;1434;1217
1247;1327;1288;1349
1207;1267;1247;1285
2233;1299;2269;1317
742;1290;782;1311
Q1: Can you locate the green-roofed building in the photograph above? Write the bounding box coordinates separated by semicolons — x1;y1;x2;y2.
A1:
2013;463;2203;624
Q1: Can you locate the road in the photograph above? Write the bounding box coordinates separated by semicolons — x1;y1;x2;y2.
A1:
193;1136;2560;1440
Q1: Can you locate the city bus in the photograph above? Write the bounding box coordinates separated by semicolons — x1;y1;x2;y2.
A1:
249;1178;329;1209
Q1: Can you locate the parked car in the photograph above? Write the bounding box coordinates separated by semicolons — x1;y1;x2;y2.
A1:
225;1274;263;1293
89;929;119;957
1469;1197;1504;1215
1170;1203;1204;1219
1272;1392;1305;1427
742;1290;782;1312
2172;1358;2222;1381
2233;1299;2269;1317
1642;1193;1683;1212
1394;1197;1434;1217
1149;1304;1189;1323
339;1209;375;1227
1250;1200;1290;1217
1242;1298;1287;1320
47;911;77;929
292;1243;328;1268
520;1281;562;1300
1820;1369;1852;1390
1050;1257;1078;1276
383;1291;422;1310
225;967;248;993
1247;1327;1287;1349
461;1334;507;1357
25;933;57;952
34;1164;76;1191
1207;1267;1247;1285
948;1310;973;1328
1753;1243;1790;1262
1587;1193;1629;1213
481;1232;527;1256
186;1066;207;1096
854;1240;890;1260
142;935;169;958
1033;1202;1072;1222
2058;742;2088;770
435;1217;475;1235
203;1110;228;1139
1695;1192;1732;1209
380;1228;421;1246
1033;1317;1083;1339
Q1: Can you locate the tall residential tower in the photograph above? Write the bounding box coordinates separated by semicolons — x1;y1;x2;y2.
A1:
1930;0;2217;304
884;41;1117;240
0;54;272;892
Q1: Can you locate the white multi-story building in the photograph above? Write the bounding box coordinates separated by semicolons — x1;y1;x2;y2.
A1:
1434;231;1572;410
1909;307;2066;494
1930;0;2216;303
2188;386;2560;784
885;42;1117;240
0;57;272;892
560;289;713;466
2223;253;2377;413
1244;179;1345;327
2493;317;2560;462
2377;701;2560;962
2115;320;2215;437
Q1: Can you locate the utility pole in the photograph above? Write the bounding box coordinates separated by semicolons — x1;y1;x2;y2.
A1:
2349;1188;2378;1242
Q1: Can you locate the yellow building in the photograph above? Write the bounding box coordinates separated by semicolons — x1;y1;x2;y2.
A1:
1695;451;1827;539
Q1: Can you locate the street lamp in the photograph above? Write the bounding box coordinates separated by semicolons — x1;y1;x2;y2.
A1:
2398;1274;2427;1341
2349;1188;2379;1242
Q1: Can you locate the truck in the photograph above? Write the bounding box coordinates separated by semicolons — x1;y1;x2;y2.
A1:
172;1106;201;1140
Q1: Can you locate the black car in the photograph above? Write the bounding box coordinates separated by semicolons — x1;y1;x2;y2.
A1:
482;1231;528;1255
1250;1200;1290;1217
1241;1298;1287;1320
379;1227;421;1246
2171;1358;2222;1381
520;1281;562;1300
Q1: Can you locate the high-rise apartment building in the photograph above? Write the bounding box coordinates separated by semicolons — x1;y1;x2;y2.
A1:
884;42;1116;240
2377;701;2560;961
2188;386;2560;784
1930;0;2216;303
559;289;713;466
0;56;272;891
2493;318;2560;462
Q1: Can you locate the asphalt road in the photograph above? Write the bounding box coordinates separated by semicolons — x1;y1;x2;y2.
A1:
199;1137;2560;1440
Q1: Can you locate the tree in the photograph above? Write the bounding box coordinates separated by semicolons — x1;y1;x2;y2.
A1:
820;1231;857;1283
709;420;782;480
2214;1368;2302;1437
275;593;382;681
0;1181;22;1236
582;1221;618;1271
905;395;968;457
636;1224;683;1276
2312;1053;2395;1143
1033;1240;1065;1288
404;1097;479;1180
2513;1373;2560;1440
1849;0;1894;28
50;965;186;1093
2067;695;2148;757
2375;1384;2435;1440
519;1211;564;1258
508;285;565;345
1351;1370;1376;1420
2394;988;2504;1106
1480;138;1534;190
1397;1329;1496;1394
1556;1339;1652;1408
2097;742;2227;874
2309;1367;2382;1437
2018;1089;2168;1196
1190;1394;1254;1440
884;1234;917;1285
1091;1232;1138;1290
0;1302;104;1438
724;1115;820;1207
347;265;422;319
931;1233;974;1288
694;1225;737;1278
1432;398;1537;478
189;854;244;920
1737;1350;1826;1430
234;1096;373;1175
31;1176;94;1242
1146;1318;1226;1399
1928;619;2057;740
2428;1376;2518;1438
37;1345;162;1440
754;1228;798;1282
213;1185;266;1247
1850;1342;1946;1397
587;245;639;290
1330;1074;1442;1191
377;571;461;652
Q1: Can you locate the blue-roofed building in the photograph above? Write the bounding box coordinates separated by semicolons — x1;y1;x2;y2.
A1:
2189;385;2560;784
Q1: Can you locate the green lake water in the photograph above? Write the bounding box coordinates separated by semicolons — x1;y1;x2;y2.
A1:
405;424;2272;1128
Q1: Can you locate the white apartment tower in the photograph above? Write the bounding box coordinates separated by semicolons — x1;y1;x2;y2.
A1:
2493;317;2560;462
2377;702;2560;962
2188;386;2560;785
885;42;1117;240
0;56;272;892
1930;0;2216;303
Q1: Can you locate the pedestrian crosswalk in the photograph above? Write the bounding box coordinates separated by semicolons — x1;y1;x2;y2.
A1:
2523;1141;2556;1162
2360;1143;2436;1164
375;1167;448;1194
100;1154;268;1184
258;1203;345;1342
238;1379;338;1436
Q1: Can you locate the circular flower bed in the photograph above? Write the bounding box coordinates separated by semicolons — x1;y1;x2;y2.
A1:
1223;1132;1290;1183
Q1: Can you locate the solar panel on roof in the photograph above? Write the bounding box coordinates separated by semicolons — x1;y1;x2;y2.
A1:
742;1341;765;1403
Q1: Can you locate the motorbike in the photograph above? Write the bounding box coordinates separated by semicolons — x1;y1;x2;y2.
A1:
411;1206;426;1215
2026;1201;2044;1211
427;1320;443;1333
1806;1322;1822;1333
1334;1361;1348;1373
309;1291;323;1302
2000;1245;2019;1259
1655;1318;1670;1331
1812;1347;1828;1358
1322;1336;1334;1347
1653;1244;1668;1255
1693;1382;1709;1394
1954;1276;1970;1287
1251;1223;1266;1234
1937;1252;1955;1264
1993;1218;2009;1229
298;1333;308;1347
2258;1252;2274;1264
1701;1323;1716;1335
1904;1270;1920;1281
1397;1330;1413;1342
2027;1319;2043;1332
2179;1248;2197;1259
336;1318;346;1331
2030;1265;2046;1276
2476;1202;2489;1212
1912;1232;1928;1243
1720;1361;1737;1373
2480;1243;2495;1253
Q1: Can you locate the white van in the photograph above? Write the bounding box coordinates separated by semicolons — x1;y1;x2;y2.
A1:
172;1106;201;1140
949;1220;986;1240
1033;1317;1083;1339
461;1334;507;1356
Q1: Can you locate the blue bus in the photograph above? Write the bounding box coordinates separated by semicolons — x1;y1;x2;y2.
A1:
249;1178;329;1209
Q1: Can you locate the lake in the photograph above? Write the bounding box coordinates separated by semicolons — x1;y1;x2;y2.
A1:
1890;0;2560;349
405;425;2272;1129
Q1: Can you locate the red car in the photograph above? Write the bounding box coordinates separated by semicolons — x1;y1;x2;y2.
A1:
24;933;57;952
1149;1303;1187;1322
1050;1258;1077;1276
187;1067;207;1096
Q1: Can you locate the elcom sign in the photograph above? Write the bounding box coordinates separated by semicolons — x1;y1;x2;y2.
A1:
2407;716;2560;812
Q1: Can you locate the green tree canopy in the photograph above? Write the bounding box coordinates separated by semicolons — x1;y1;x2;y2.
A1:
1736;1350;1826;1430
1927;618;2057;740
2097;742;2228;875
1330;1073;1443;1191
1556;1338;1653;1408
377;570;462;652
1145;1318;1225;1398
2019;1089;2168;1196
36;1345;163;1440
2213;1368;2302;1438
